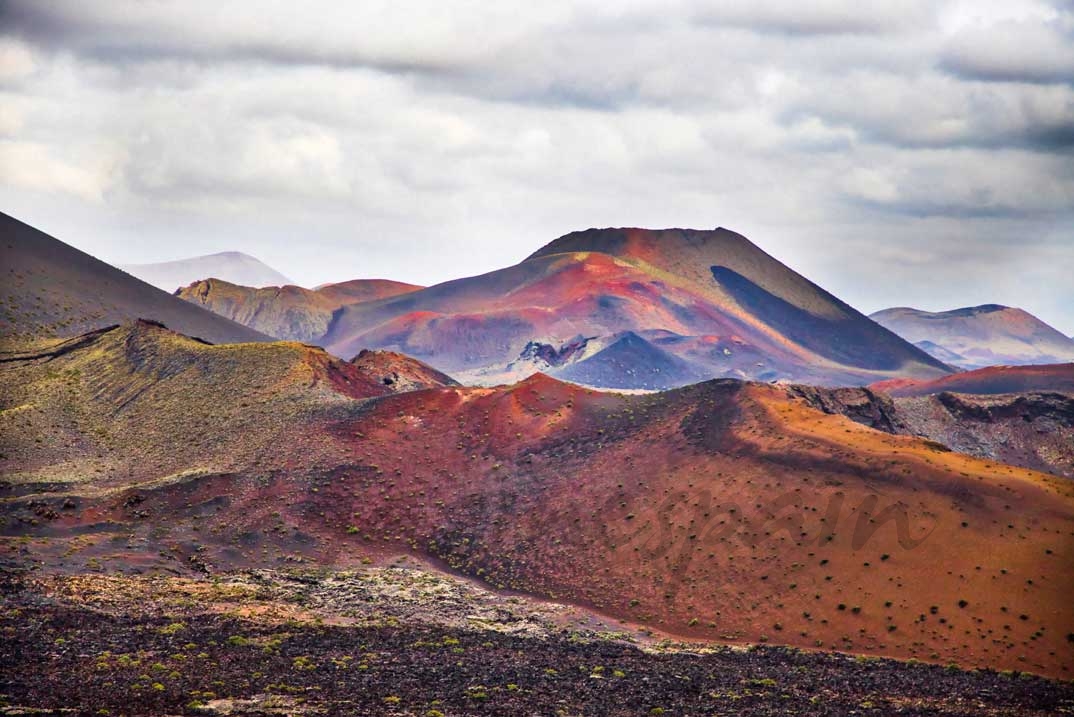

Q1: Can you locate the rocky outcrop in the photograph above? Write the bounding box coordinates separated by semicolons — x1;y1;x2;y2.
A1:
893;391;1074;478
785;385;907;433
515;336;593;369
350;348;460;392
789;383;1074;478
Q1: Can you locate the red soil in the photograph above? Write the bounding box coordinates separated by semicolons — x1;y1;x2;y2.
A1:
873;363;1074;397
4;324;1072;678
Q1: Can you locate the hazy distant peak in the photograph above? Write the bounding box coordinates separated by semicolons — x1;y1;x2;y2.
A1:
120;251;292;292
874;304;1013;320
871;304;1074;369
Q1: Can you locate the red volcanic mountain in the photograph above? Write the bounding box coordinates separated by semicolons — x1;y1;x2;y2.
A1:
177;277;422;343
288;227;950;389
872;363;1074;397
2;320;1071;678
871;305;1074;369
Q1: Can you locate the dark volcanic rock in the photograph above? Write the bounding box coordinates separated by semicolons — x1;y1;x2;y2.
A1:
4;572;1072;717
789;384;1074;478
786;385;907;433
553;331;708;390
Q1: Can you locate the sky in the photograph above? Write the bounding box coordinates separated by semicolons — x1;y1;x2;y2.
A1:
1;1;1072;333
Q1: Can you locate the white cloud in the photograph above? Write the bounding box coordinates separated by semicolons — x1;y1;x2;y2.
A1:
0;37;36;81
941;13;1074;83
0;0;1071;332
0;98;25;134
693;0;937;35
0;140;117;200
840;148;1074;215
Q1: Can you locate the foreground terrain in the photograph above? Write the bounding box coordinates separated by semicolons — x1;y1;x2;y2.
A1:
3;321;1073;683
3;566;1072;716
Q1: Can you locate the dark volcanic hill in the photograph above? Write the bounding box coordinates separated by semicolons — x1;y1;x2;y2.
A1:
893;391;1074;479
120;251;292;292
871;305;1074;369
269;227;951;389
177;277;422;342
0;212;270;345
553;331;709;390
2;321;1071;678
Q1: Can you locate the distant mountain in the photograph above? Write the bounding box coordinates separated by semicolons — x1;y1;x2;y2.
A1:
165;227;952;390
0;212;270;345
314;227;949;388
909;339;966;365
120;251;292;292
870;305;1074;369
177;278;423;343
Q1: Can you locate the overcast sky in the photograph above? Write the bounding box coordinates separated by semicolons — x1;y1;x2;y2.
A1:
1;1;1072;332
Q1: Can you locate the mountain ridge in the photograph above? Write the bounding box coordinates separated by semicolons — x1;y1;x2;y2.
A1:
206;226;953;389
0;212;271;345
177;277;423;343
121;250;292;292
871;305;1074;369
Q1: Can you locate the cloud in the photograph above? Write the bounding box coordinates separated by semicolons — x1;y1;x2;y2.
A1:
0;36;36;82
124;114;350;204
940;14;1074;84
0;1;557;73
0;1;1071;333
838;145;1074;217
783;71;1074;151
0;140;117;200
693;0;936;35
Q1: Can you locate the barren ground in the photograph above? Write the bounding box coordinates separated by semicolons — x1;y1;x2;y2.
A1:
3;565;1072;717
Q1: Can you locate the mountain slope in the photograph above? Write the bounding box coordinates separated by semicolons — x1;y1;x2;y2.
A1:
532;228;951;374
314;228;949;388
552;331;708;389
0;212;270;345
872;363;1074;397
351;348;460;391
120;251;292;292
0;320;438;488
789;382;1074;479
871;305;1074;369
2;321;1071;677
177;277;422;342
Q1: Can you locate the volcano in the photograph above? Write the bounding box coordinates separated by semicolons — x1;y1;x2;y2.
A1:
871;305;1074;369
182;227;949;389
